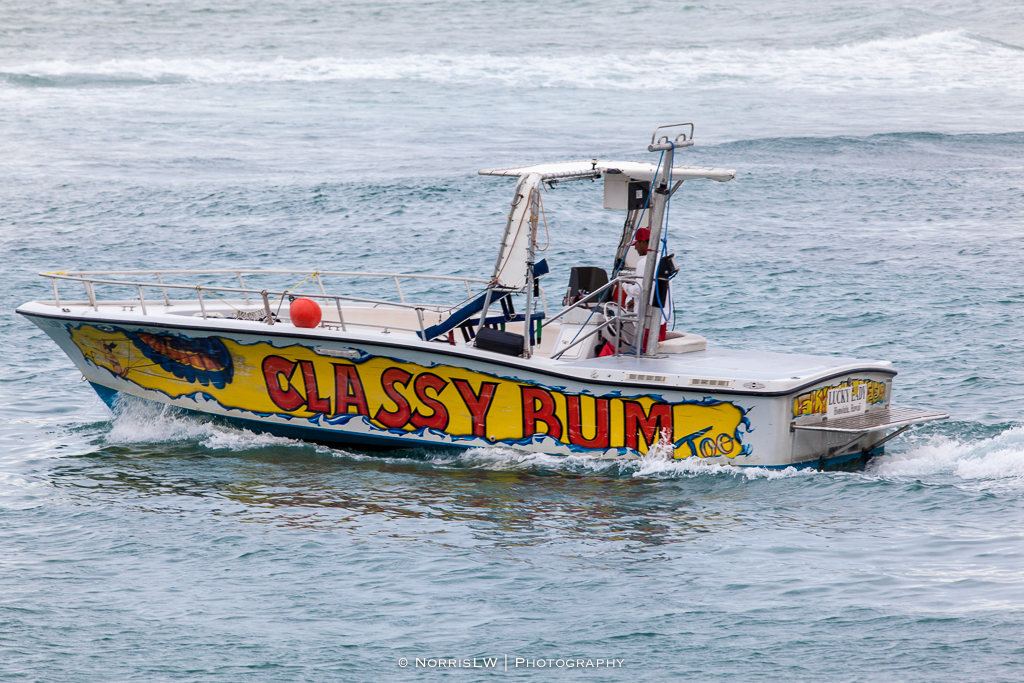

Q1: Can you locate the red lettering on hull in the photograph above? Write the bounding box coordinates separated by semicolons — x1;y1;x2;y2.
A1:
567;395;610;448
411;373;449;431
452;379;498;438
299;360;331;413
522;387;563;441
624;401;673;451
375;368;413;429
333;364;369;416
262;356;304;412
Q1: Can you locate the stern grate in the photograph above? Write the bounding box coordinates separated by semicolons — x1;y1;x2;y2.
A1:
793;406;949;433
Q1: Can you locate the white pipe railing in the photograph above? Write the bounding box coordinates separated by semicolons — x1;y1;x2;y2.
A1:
540;275;641;358
52;269;487;282
40;269;487;337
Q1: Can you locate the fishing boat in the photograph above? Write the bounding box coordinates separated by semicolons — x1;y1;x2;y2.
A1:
17;124;947;468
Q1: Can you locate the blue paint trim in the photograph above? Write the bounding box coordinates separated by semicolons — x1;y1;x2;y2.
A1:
757;444;885;470
89;382;121;410
225;414;452;450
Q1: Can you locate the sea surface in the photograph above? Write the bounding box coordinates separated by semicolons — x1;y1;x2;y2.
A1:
2;1;1024;680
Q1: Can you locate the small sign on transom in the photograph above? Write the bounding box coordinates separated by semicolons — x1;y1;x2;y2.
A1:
827;385;867;419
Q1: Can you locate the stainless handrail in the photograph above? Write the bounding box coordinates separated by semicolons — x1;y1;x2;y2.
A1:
43;272;462;334
314;272;346;332
40;280;545;343
260;290;274;325
540;275;636;329
49;269;488;284
49;278;454;312
650;122;694;147
156;273;171;306
45;269;485;320
235;272;250;305
38;269;510;341
539;275;643;360
536;274;647;360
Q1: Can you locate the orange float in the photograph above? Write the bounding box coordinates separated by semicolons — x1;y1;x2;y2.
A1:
289;298;322;328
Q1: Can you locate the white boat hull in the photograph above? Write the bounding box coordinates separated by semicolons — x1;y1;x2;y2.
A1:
20;306;918;469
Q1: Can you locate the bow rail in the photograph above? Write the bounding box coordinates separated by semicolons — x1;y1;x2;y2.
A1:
39;269;490;338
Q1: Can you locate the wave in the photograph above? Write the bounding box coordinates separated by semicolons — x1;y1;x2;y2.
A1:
868;425;1024;488
107;397;216;444
103;396;1024;487
2;31;1020;91
102;399;800;477
418;430;1024;486
392;445;813;480
106;396;300;451
0;471;52;511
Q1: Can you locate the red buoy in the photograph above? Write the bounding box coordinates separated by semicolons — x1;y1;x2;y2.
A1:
289;298;322;328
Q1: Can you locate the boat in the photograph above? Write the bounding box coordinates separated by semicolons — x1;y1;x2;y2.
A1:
17;123;948;469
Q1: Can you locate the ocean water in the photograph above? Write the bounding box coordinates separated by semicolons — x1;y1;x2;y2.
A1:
2;1;1024;680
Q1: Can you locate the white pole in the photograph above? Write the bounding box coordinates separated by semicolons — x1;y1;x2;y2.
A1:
639;144;675;356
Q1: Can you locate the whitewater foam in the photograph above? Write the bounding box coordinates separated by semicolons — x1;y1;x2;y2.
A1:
416;445;816;480
3;31;1019;92
106;397;213;444
106;396;301;451
629;456;811;480
101;398;1024;485
423;446;624;474
869;425;1024;487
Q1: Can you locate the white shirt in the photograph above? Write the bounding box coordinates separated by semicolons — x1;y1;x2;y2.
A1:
623;254;672;322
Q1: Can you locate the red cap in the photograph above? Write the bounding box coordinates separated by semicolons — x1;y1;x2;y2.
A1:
633;227;650;243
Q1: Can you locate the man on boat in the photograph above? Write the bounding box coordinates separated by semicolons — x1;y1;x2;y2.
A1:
622;227;670;347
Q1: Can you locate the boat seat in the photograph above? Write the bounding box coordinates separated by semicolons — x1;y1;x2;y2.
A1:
320;306;444;333
417;288;516;341
656;331;707;354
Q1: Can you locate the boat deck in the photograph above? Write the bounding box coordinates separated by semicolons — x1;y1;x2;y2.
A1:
19;296;895;397
564;347;895;395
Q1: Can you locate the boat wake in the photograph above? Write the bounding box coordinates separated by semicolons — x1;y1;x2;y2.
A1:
106;396;300;451
867;424;1024;488
443;428;1024;485
100;399;754;477
409;446;813;481
102;396;1024;487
